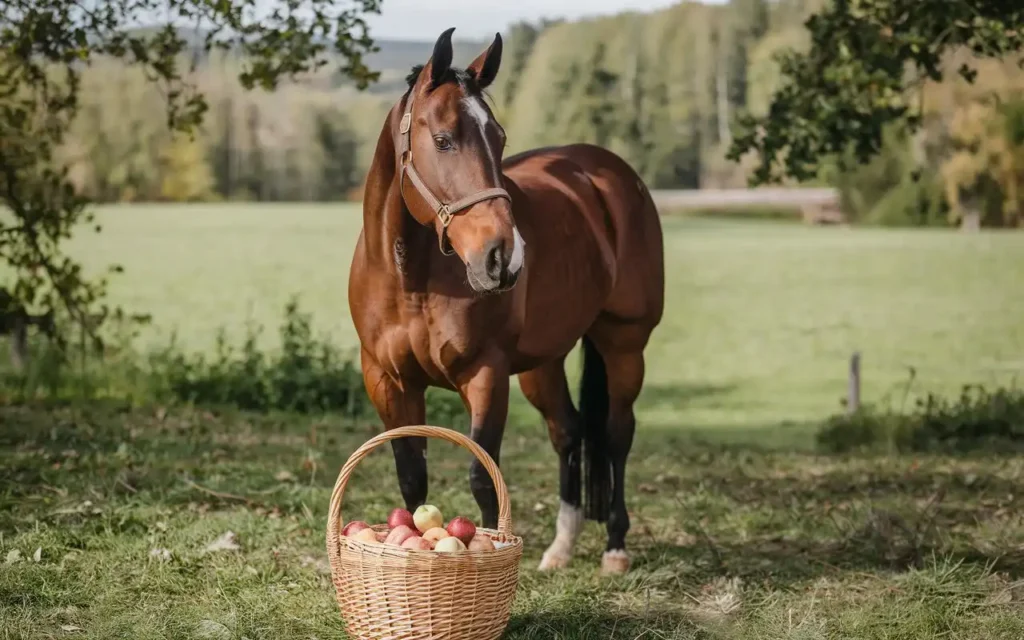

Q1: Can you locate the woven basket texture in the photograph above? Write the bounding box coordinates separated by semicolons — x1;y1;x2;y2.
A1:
327;425;523;640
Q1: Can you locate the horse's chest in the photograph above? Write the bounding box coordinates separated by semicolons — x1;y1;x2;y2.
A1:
371;301;482;387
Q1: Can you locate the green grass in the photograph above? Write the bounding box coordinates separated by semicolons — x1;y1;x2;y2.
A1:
5;204;1024;637
63;203;1024;442
4;405;1024;639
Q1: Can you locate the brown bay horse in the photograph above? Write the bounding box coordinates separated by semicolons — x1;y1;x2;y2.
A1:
348;27;664;574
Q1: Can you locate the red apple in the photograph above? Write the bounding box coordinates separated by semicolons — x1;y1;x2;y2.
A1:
341;521;370;537
446;516;477;545
388;508;417;531
468;535;496;552
401;536;433;551
384;524;417;547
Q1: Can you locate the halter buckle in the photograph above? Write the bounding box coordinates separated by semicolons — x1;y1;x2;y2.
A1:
437;204;453;227
399;113;411;134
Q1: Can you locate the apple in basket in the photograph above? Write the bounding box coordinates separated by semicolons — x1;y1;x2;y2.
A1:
468;535;496;551
401;536;433;551
341;521;371;537
352;527;380;544
434;536;467;553
384;525;417;547
413;504;444;533
387;508;417;531
422;527;450;545
446;516;477;545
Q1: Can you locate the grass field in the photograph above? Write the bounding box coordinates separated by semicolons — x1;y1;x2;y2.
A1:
4;204;1024;638
4;404;1024;639
64;203;1024;441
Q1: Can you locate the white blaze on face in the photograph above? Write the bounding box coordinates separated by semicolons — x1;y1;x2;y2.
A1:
462;95;524;275
461;96;502;185
509;226;525;275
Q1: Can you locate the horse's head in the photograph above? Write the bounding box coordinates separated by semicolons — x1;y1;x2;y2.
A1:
396;27;524;293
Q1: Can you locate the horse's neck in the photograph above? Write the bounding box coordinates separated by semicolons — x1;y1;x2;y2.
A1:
361;113;433;279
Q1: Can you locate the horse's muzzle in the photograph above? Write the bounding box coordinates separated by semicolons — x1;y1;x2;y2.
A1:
466;226;525;293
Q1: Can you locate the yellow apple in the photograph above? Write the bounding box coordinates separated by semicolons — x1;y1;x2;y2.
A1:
433;536;467;553
413;504;444;533
352;527;380;544
422;527;450;545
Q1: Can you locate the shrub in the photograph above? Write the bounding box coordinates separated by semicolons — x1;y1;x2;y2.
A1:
150;300;369;415
865;174;949;227
0;297;470;428
817;384;1024;454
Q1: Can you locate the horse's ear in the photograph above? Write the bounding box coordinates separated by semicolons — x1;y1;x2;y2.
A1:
424;27;456;89
467;33;502;89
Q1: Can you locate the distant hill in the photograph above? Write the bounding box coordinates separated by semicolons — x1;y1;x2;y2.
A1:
124;26;489;96
365;37;490;74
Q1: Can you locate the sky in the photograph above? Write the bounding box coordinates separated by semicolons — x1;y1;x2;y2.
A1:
363;0;724;41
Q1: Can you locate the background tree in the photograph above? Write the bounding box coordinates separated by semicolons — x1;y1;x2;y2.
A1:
727;0;1024;186
1;0;381;351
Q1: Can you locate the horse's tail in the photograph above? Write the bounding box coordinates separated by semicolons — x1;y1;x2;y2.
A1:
579;334;610;523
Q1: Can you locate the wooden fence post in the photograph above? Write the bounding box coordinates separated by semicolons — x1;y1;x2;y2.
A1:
847;351;861;414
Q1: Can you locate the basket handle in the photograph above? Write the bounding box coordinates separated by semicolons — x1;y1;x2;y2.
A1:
326;425;513;555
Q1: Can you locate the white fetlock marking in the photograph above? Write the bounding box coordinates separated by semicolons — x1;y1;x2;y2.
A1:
538;501;583;571
601;549;631;575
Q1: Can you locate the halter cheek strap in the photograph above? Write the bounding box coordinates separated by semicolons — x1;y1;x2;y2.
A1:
398;94;512;256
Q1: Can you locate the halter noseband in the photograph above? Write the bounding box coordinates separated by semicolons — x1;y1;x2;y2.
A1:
397;93;512;256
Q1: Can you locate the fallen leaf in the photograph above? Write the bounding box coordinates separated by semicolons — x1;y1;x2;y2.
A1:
33;547;42;562
60;625;83;632
300;555;331;575
5;549;21;564
196;619;230;639
149;548;172;562
275;470;296;482
203;531;241;553
675;531;698;546
533;502;546;513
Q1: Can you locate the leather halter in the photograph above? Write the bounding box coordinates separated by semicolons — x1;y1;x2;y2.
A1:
397;93;512;256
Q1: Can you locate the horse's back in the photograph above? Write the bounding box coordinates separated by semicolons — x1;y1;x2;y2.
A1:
504;144;664;328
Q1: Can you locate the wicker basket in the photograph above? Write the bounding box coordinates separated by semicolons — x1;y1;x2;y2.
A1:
326;425;524;640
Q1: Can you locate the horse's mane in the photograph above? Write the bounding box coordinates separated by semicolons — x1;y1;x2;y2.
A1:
404;64;481;98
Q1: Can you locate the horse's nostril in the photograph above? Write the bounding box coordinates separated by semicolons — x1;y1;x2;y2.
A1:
486;243;504;279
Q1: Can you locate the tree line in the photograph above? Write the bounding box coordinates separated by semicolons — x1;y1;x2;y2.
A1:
40;0;1024;228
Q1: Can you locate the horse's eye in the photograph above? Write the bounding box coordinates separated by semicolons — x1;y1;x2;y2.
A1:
433;136;452;151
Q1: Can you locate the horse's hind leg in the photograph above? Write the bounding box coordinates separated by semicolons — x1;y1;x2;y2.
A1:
584;320;650;575
519;356;584;571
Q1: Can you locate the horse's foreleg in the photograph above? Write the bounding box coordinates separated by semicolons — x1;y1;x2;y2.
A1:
457;352;510;530
519;358;584;571
361;349;428;512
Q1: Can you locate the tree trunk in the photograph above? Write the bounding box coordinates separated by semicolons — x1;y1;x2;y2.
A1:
961;207;981;231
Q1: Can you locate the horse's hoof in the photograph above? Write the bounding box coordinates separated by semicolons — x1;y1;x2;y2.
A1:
601;549;630;575
538;548;572;571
